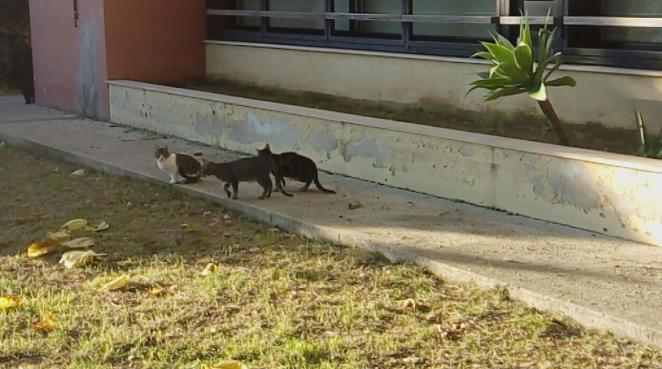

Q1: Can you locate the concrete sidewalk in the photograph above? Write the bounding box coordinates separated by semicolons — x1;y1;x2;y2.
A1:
1;95;661;347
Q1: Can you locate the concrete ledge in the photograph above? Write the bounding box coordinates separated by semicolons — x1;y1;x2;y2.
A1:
206;40;662;78
109;80;662;247
2;126;662;348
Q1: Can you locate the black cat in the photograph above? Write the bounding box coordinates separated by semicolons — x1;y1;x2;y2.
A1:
257;144;336;194
202;155;292;200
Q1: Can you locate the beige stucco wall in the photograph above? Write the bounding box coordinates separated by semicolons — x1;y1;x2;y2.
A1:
206;41;662;131
109;80;662;247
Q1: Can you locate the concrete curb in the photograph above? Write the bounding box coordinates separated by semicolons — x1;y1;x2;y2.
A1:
2;130;661;349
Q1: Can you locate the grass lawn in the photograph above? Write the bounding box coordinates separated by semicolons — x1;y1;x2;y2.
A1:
0;144;661;369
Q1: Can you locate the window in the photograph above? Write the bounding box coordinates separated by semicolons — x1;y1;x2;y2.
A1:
269;0;325;34
411;0;497;41
334;0;402;39
207;0;662;69
568;1;662;50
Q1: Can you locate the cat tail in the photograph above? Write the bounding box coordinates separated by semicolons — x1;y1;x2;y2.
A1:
314;172;336;194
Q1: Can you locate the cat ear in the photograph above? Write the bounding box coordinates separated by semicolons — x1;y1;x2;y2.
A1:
265;144;271;150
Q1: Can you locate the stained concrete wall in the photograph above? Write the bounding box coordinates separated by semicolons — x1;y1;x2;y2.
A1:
109;80;662;247
29;0;108;118
206;41;662;131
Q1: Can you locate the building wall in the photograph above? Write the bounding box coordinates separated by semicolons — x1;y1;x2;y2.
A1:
104;0;206;84
28;0;206;120
29;0;108;118
206;42;662;131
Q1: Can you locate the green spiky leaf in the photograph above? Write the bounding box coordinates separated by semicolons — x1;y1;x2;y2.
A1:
485;87;528;101
545;76;576;87
514;42;534;75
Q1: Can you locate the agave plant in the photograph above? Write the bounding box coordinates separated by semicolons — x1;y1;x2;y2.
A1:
469;16;576;146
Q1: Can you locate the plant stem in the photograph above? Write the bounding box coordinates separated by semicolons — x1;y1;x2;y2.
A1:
537;99;569;146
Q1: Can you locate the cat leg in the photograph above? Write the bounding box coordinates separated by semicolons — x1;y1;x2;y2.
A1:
168;173;177;185
231;181;239;200
301;180;312;192
257;177;272;200
223;182;232;199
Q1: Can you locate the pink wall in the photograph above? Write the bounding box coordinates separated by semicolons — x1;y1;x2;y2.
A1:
29;0;108;119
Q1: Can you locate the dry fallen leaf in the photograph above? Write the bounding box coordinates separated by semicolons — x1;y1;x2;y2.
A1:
202;360;247;369
61;218;88;231
46;229;71;241
27;239;59;259
101;275;129;291
93;221;110;232
401;298;418;310
348;201;363;210
33;313;56;333
147;286;166;297
200;263;218;276
59;250;105;269
62;237;95;249
0;296;22;310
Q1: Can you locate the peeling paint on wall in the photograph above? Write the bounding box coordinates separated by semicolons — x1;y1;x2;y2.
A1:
533;160;602;211
194;112;223;140
76;21;101;118
344;134;396;169
229;112;303;148
310;132;338;152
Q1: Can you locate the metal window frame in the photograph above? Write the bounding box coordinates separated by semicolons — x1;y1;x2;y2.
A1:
207;0;662;70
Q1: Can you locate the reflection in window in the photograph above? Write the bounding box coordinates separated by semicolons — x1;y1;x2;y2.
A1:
568;0;662;49
334;0;402;39
269;0;325;32
412;0;496;40
602;1;662;45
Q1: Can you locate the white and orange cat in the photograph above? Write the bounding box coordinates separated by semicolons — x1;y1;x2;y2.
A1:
154;145;202;184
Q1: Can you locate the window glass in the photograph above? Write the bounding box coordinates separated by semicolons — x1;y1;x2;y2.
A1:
269;0;325;31
334;0;402;39
568;0;662;49
412;0;496;40
601;1;662;44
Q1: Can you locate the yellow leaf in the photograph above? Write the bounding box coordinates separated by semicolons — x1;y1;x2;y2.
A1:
33;313;56;333
27;239;59;259
46;230;71;241
101;275;129;291
62;237;95;249
0;296;22;310
93;221;110;232
147;286;166;297
61;218;88;231
59;250;104;269
203;360;247;369
200;263;218;276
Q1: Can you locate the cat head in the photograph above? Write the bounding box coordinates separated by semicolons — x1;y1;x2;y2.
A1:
257;144;272;156
154;145;170;160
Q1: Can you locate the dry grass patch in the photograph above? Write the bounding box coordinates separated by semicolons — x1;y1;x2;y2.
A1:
0;145;660;369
